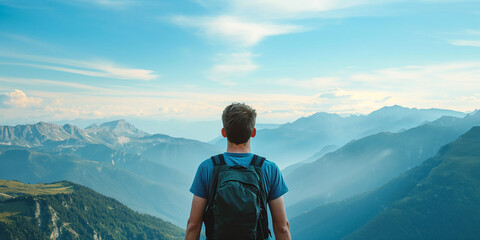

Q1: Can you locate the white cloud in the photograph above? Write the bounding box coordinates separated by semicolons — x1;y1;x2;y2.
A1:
3;89;315;123
0;52;158;81
449;29;480;47
257;61;480;115
0;76;108;92
349;62;480;91
199;0;473;19
208;52;258;85
194;0;402;19
466;29;480;35
450;40;480;47
333;62;480;112
1;61;479;124
77;0;133;8
229;0;369;17
0;33;54;49
318;88;352;99
0;89;42;108
271;77;343;89
171;15;303;47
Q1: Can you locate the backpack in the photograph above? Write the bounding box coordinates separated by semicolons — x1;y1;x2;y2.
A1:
203;154;271;240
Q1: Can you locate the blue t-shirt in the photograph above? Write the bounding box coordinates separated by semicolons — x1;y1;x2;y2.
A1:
190;152;289;202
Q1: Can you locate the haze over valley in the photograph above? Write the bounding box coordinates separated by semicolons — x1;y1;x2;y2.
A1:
2;105;480;239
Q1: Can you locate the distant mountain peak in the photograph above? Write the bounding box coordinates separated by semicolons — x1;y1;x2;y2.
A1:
468;109;480;116
382;104;407;109
290;112;342;126
34;121;57;127
85;123;99;129
100;119;130;128
369;105;411;115
98;119;148;137
310;112;342;118
369;105;465;119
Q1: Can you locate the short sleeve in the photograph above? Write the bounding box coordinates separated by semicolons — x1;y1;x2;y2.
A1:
189;161;209;199
264;161;289;201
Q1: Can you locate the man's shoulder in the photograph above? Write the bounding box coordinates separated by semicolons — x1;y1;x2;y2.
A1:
260;158;274;166
254;155;277;167
255;156;281;173
198;157;214;170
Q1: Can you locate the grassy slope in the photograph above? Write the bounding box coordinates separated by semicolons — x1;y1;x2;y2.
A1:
0;180;185;240
0;148;191;225
0;180;73;223
0;180;73;198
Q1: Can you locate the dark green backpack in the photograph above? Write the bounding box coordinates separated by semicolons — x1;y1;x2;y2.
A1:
204;154;270;240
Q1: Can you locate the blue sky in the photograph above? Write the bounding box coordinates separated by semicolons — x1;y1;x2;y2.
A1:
1;0;480;125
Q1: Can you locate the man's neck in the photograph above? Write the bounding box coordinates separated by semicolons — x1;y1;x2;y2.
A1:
226;140;251;153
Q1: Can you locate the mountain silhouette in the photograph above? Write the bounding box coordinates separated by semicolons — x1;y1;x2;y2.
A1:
290;126;480;240
286;110;480;216
213;105;465;168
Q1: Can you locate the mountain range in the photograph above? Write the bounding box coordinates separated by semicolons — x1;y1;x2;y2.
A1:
0;119;222;226
285;110;480;216
290;126;480;239
0;105;476;234
52;117;281;142
214;105;465;168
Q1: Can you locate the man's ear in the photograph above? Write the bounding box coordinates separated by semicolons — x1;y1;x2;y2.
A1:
251;128;256;138
221;128;227;138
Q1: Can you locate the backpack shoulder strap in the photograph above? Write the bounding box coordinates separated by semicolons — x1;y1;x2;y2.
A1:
250;154;271;239
204;154;227;238
208;154;226;203
211;154;226;166
249;154;265;167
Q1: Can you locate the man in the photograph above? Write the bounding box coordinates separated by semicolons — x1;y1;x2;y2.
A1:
185;103;291;240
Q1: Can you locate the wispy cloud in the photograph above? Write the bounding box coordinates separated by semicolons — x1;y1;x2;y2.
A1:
227;0;371;17
466;29;480;35
0;76;108;92
1;60;478;124
193;0;400;19
0;33;54;49
208;52;258;85
448;29;480;47
0;88;324;123
0;89;42;108
257;61;480;114
270;77;342;89
198;0;474;19
318;88;352;99
0;52;158;81
450;40;480;47
171;15;303;47
342;62;480;111
349;62;480;90
76;0;133;8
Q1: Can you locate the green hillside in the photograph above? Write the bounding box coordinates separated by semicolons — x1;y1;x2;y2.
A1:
0;148;191;226
0;180;184;240
346;126;480;239
290;126;480;240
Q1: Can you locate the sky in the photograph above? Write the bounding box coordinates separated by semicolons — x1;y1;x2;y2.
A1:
1;0;480;125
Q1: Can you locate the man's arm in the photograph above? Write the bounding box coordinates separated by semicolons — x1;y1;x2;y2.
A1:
269;196;291;240
185;195;207;240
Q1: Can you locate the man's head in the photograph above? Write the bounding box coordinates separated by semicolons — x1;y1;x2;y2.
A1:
222;103;257;145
